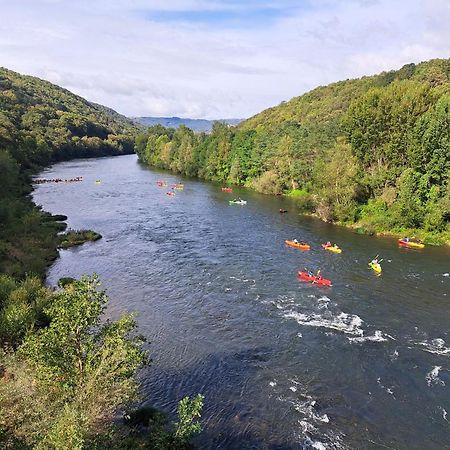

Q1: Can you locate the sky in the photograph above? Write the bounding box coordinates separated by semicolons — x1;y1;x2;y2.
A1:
1;0;450;119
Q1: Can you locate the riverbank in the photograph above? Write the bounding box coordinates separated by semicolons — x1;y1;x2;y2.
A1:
311;215;450;246
283;189;450;246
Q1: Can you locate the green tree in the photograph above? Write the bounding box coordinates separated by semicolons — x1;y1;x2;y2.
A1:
0;275;146;449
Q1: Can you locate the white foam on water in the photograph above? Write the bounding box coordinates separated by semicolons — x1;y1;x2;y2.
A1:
269;381;277;387
317;296;331;310
290;386;298;392
377;377;396;397
426;366;445;387
439;406;448;422
284;311;364;336
417;338;450;356
390;349;399;361
299;420;317;433
297;332;303;338
443;273;449;277
349;330;389;343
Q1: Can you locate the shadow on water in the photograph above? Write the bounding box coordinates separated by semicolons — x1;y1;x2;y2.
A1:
140;346;334;450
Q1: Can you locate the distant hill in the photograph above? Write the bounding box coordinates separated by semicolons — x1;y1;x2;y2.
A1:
132;116;243;132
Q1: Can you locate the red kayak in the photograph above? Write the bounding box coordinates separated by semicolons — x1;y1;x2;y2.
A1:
297;271;332;286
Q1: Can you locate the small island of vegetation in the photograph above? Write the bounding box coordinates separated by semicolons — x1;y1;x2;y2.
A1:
59;229;102;249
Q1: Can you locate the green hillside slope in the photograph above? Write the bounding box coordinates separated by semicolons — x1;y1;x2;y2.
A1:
0;67;138;168
136;58;450;243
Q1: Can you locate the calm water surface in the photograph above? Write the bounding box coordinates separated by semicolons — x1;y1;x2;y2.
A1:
33;155;450;449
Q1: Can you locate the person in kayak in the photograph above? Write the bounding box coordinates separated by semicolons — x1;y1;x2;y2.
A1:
325;241;331;247
293;239;299;244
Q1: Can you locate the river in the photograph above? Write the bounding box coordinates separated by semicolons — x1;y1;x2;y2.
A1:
32;154;450;449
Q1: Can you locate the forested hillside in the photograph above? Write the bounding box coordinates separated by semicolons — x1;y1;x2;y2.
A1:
136;58;450;243
0;67;137;168
0;67;139;277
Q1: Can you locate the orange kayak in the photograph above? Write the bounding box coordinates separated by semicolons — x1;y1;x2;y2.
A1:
285;240;310;250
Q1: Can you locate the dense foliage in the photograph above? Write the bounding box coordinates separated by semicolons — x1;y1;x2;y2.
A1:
135;58;450;243
0;67;138;168
0;275;203;450
0;68;139;277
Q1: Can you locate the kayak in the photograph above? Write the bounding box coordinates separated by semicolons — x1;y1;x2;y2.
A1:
229;200;247;205
321;244;342;253
398;239;424;249
222;187;233;193
166;192;175;197
174;187;184;190
298;271;332;286
369;262;382;273
285;240;310;250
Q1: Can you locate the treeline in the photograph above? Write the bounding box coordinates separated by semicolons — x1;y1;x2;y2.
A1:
0;68;140;277
135;58;450;243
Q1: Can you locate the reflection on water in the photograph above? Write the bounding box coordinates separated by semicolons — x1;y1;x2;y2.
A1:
33;155;450;449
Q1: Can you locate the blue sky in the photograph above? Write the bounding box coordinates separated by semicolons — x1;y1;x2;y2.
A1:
1;0;449;118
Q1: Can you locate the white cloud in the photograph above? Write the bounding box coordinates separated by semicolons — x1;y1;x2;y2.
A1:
0;0;449;119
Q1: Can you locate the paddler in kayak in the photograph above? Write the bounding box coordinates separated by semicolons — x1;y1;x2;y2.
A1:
312;270;321;284
294;239;308;246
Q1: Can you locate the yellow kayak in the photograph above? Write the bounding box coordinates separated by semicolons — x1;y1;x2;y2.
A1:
369;262;382;273
322;244;342;253
398;239;424;249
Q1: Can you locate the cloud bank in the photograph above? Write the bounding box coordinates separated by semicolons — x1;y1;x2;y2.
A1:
1;0;449;118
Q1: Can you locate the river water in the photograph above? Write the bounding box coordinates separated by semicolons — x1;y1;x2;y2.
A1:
33;154;450;449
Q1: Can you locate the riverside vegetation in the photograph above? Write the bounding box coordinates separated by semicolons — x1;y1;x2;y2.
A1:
0;68;203;448
0;275;204;449
135;58;450;244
